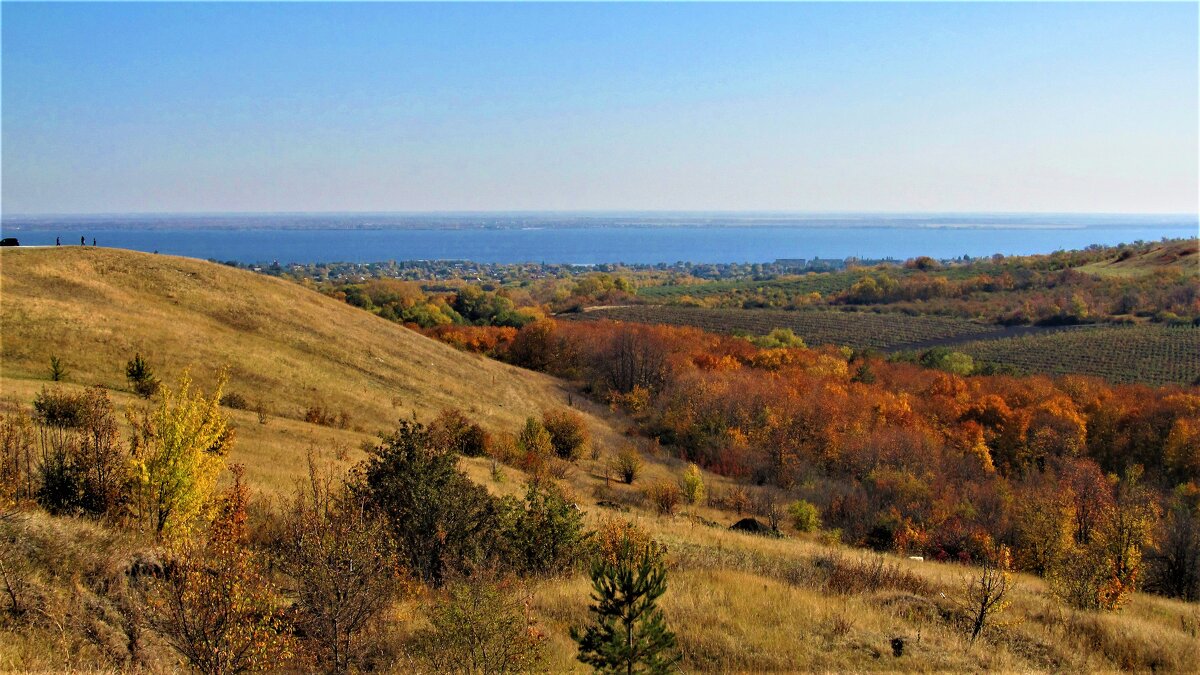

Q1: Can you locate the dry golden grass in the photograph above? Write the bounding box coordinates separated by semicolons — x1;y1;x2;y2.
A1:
0;246;631;494
3;246;1197;672
463;450;1200;673
1078;240;1199;278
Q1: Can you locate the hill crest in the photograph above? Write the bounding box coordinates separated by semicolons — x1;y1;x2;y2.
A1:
0;247;626;467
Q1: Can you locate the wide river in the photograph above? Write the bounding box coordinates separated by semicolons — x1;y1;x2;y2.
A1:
2;216;1195;264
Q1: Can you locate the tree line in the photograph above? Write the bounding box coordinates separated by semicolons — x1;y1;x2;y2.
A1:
430;317;1200;605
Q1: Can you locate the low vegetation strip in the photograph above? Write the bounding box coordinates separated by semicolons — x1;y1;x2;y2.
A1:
567;306;996;351
954;325;1200;386
638;272;864;300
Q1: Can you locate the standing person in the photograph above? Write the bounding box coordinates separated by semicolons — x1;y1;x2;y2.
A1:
80;236;85;246
92;238;96;246
56;237;60;246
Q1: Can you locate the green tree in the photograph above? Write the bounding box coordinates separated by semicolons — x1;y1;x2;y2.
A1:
505;481;587;577
572;537;678;674
48;356;68;382
542;408;590;462
517;417;554;475
30;386;126;517
126;353;161;399
851;361;876;384
518;417;553;457
919;348;975;376
31;387;85;514
751;328;806;349
787;499;822;533
357;418;506;586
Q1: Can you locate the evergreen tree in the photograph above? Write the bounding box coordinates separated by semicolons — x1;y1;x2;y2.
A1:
126;353;160;399
572;537;678;674
48;356;67;382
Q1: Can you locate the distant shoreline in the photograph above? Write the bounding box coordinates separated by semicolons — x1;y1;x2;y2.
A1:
2;211;1196;233
1;224;1194;266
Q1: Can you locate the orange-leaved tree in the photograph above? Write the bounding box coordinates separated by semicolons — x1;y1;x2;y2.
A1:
142;466;294;674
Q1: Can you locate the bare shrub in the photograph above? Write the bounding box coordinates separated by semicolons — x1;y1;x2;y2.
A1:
716;486;752;516
0;410;36;505
0;514;33;615
141;470;294;673
304;405;350;429
954;544;1015;644
71;387;126;518
274;457;404;673
547;457;575;480
645;480;682;516
820;553;931;596
752;489;784;531
218;392;249;410
431;408;490;458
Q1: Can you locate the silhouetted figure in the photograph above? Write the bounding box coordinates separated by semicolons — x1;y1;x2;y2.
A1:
80;236;85;246
56;237;61;246
92;238;96;246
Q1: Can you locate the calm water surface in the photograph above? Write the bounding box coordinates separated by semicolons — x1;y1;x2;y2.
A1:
4;223;1196;265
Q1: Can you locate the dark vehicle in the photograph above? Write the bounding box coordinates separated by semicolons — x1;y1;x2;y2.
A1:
0;238;19;247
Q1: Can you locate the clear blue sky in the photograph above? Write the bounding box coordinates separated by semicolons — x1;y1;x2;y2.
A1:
2;2;1197;215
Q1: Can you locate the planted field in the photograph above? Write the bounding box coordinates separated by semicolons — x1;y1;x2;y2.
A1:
568;307;1200;386
955;325;1200;386
638;272;864;300
568;306;996;351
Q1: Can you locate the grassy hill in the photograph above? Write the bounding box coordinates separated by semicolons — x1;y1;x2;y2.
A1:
1079;239;1199;278
2;246;1197;672
0;246;633;491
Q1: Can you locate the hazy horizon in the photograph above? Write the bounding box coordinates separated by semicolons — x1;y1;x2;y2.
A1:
5;209;1196;222
3;3;1197;216
3;208;1198;220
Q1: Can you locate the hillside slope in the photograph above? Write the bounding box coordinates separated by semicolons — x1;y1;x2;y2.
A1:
0;247;629;487
1080;239;1199;277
